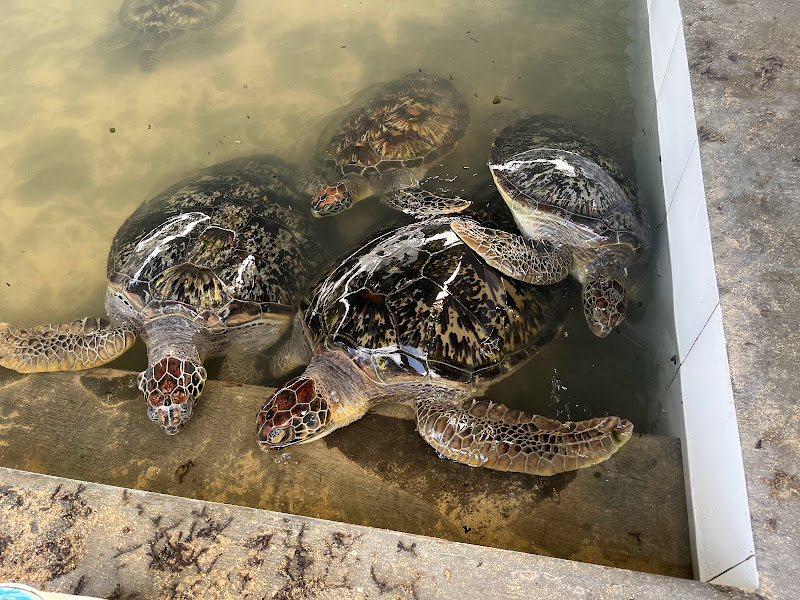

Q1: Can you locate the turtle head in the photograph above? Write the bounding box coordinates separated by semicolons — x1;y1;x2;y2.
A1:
137;357;207;435
139;47;161;73
582;278;627;338
256;376;331;448
313;179;358;217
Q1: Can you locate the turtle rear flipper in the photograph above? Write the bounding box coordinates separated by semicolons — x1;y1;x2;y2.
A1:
451;219;571;284
414;396;633;475
0;318;135;373
387;187;471;217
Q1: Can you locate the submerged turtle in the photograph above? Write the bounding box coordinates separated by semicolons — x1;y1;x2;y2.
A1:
310;72;472;218
0;155;325;434
95;0;236;71
256;218;633;476
449;114;648;337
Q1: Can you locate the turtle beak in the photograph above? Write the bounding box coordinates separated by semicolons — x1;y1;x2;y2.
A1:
156;404;190;435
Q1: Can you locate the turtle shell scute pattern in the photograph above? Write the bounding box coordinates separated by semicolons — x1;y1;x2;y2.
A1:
306;218;566;387
494;149;643;249
120;0;236;34
321;73;469;177
107;154;323;329
490;114;646;245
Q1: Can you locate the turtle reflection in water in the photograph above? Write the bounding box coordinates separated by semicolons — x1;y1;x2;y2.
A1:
0;155;325;434
257;218;632;476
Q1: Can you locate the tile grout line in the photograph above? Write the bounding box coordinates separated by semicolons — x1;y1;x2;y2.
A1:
657;300;720;406
707;553;756;583
651;7;682;102
663;137;698;221
678;300;720;367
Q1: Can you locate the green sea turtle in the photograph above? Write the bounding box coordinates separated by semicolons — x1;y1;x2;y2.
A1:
449;114;648;337
95;0;236;71
0;155;325;434
256;218;633;476
310;73;472;218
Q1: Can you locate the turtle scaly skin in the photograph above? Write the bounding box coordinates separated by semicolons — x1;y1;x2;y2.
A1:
256;218;633;475
311;73;472;217
1;155;325;434
451;114;648;337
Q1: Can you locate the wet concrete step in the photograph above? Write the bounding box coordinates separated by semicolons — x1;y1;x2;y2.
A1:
0;367;690;579
1;466;753;600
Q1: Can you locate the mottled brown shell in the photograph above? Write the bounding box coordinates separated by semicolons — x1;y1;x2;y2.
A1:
320;73;470;177
306;218;567;389
489;114;647;250
108;155;324;330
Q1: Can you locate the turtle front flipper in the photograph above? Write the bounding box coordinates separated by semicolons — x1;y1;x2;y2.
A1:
0;318;136;373
415;397;633;475
387;187;471;217
451;219;571;285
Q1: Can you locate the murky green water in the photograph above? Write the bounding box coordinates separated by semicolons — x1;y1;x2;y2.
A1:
0;0;657;430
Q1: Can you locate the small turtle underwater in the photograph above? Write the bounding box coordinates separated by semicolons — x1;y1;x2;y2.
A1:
0;155;325;434
95;0;236;72
449;114;649;337
310;72;473;218
257;218;633;476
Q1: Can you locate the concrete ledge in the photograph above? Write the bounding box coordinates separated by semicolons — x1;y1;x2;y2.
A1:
0;467;757;600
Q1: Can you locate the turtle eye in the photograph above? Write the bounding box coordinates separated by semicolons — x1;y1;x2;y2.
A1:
268;428;287;444
303;413;319;428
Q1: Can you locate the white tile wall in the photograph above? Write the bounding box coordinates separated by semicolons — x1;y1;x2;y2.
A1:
657;26;700;208
643;0;759;591
648;0;682;93
710;555;759;587
665;142;720;362
677;306;756;584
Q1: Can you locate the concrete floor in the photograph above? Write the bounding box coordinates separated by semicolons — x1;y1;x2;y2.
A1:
680;0;800;598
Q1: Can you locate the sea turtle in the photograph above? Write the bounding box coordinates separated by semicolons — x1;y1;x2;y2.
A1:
449;114;648;337
95;0;236;72
310;72;472;218
0;155;325;434
256;218;633;476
